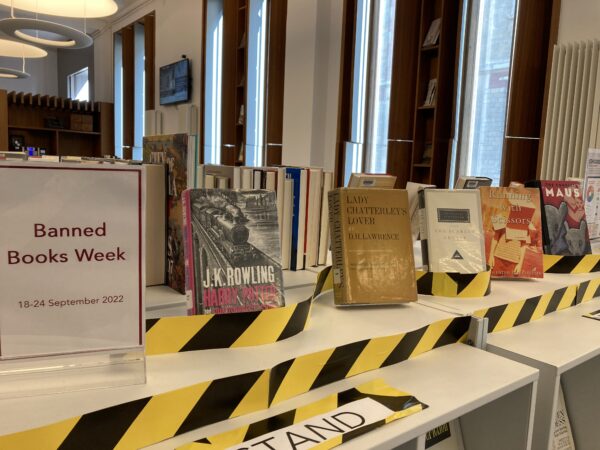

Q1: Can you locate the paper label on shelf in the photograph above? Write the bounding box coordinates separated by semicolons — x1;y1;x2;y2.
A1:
552;386;576;450
0;163;145;358
225;397;393;450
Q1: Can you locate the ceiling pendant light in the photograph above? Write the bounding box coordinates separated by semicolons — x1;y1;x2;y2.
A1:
0;38;45;79
0;0;118;49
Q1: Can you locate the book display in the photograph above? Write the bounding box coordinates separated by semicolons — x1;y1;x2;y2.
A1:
328;188;417;305
419;189;486;273
143;134;190;294
526;180;592;256
182;188;285;315
584;148;600;240
480;186;543;278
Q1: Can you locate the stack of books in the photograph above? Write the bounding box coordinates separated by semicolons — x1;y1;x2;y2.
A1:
198;164;334;270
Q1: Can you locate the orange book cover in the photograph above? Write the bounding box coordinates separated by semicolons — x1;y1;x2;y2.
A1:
480;187;543;278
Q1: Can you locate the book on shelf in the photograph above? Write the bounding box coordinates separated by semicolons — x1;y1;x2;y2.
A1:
584;148;600;239
425;421;465;450
454;176;493;189
423;79;437;107
318;171;334;265
143;133;190;294
419;189;486;273
423;18;442;47
406;182;435;241
182;189;285;315
422;144;433;164
146;164;167;286
348;173;397;188
281;178;294;270
198;164;241;190
0;151;27;160
552;386;576;450
305;167;324;267
480;186;543;278
525;180;592;256
328;188;417;305
286;167;308;270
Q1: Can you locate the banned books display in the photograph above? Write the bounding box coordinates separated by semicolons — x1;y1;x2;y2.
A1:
480;187;543;278
328;188;417;305
183;189;285;314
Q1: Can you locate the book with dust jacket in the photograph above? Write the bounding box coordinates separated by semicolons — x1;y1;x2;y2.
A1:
183;189;285;314
328;188;417;305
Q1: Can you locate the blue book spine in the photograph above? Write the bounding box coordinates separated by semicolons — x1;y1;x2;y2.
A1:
286;168;302;271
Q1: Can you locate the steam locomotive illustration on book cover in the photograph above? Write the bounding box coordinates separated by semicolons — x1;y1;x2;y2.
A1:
182;189;285;314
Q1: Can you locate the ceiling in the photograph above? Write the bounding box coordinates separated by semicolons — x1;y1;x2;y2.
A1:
0;0;141;37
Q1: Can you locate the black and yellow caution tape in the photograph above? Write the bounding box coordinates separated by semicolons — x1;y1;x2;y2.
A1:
474;284;578;333
543;254;600;273
177;379;426;450
146;265;491;355
576;278;600;304
415;268;491;298
0;316;469;450
145;267;332;355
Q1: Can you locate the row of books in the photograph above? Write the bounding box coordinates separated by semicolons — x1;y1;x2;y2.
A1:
0;152;141;165
197;164;334;271
330;179;594;305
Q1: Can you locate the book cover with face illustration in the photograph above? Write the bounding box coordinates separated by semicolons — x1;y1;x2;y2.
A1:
480;187;543;278
527;181;592;256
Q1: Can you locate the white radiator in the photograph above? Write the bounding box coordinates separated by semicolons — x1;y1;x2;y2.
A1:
541;40;600;179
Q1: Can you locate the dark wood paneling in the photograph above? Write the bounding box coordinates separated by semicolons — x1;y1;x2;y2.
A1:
99;102;115;156
503;138;540;184
386;0;421;188
335;0;357;187
0;90;7;151
121;26;135;148
221;0;240;165
144;13;156;111
502;0;559;185
264;0;287;165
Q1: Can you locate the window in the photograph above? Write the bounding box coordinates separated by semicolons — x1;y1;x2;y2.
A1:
202;0;286;167
113;13;155;160
67;67;89;102
453;0;518;186
343;0;396;185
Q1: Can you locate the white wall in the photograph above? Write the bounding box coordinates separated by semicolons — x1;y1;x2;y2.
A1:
93;0;203;135
558;0;600;43
282;0;343;170
0;50;58;96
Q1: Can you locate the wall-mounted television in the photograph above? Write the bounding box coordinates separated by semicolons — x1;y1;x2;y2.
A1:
159;58;191;105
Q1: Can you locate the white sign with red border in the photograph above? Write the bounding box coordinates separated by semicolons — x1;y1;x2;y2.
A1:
0;162;145;359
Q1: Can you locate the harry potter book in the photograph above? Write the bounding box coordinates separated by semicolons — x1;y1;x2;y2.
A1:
182;189;285;315
480;187;543;278
328;188;417;305
526;180;592;255
419;189;486;273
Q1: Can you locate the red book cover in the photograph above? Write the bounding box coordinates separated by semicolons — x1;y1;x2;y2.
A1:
480;187;543;278
536;180;592;256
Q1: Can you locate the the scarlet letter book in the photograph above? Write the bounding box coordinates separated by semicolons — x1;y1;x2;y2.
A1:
328;188;417;305
182;189;285;315
419;189;486;273
143;134;189;294
479;187;543;278
525;180;592;256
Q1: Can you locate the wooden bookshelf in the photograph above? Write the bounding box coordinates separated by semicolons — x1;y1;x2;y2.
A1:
0;89;114;157
221;0;248;166
409;0;460;187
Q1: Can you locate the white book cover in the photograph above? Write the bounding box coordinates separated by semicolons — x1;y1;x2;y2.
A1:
276;167;286;238
423;18;442;47
196;164;205;190
266;171;277;192
204;174;215;189
296;169;308;270
407;181;435;241
0;162;145;358
552;386;576;450
233;166;241;190
241;167;253;189
420;189;486;273
584;148;600;239
187;135;197;188
253;170;262;189
318;171;333;266
281;178;294;270
306;168;323;267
